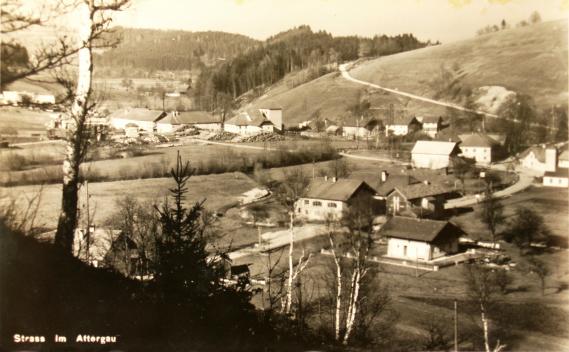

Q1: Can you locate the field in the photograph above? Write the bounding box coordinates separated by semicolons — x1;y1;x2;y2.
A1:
0;172;259;230
351;19;568;112
0;107;56;134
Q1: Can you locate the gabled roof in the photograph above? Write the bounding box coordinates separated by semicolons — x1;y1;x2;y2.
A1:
544;168;569;178
165;111;220;125
303;178;375;202
387;115;419;126
379;216;464;242
559;149;569;162
342;116;379;128
459;133;502;148
412;140;458;156
374;174;421;196
417;116;442;124
226;110;273;127
108;108;167;122
389;182;455;200
518;145;554;163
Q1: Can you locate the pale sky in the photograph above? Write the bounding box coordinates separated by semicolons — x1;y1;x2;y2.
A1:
109;0;569;43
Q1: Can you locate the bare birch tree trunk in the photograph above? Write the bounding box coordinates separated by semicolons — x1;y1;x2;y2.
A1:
283;211;294;314
481;305;491;352
54;2;94;253
329;235;342;341
343;267;362;345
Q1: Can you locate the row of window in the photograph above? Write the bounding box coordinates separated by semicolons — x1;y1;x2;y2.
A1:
462;147;489;154
303;199;337;208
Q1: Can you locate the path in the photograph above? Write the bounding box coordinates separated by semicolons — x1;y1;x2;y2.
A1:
339;63;554;130
229;224;326;260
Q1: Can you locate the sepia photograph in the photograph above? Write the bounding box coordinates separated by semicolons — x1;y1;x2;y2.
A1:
0;0;568;350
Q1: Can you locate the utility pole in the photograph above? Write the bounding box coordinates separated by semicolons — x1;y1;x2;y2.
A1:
454;299;458;352
85;180;91;264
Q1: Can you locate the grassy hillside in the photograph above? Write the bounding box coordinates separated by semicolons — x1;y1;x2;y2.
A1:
350;19;568;111
246;20;567;127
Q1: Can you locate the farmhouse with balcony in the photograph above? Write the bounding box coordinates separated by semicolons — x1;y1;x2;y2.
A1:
458;133;505;165
411;140;461;169
380;217;464;262
384;115;421;136
108;108;167;133
224;108;283;135
296;177;380;221
417;116;444;137
384;180;457;219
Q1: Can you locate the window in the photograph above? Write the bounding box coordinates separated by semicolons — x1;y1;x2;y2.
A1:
304;199;309;205
328;202;337;208
313;201;322;206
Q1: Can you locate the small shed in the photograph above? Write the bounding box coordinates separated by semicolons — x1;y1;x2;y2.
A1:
380;217;464;261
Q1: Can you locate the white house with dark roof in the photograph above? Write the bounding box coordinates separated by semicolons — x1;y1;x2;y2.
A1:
385;115;421;136
108;108;167;133
380;217;464;261
224;108;282;135
458;133;504;165
417;116;443;137
543;168;569;188
341;116;382;138
518;145;557;175
558;148;569;169
296;177;379;221
411;140;460;169
384;180;457;219
161;111;221;131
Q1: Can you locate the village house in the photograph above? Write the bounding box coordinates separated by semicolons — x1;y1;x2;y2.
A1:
384;180;457;219
518;145;557;175
411;140;460;169
224;108;283;135
543;168;569;188
161;110;221;132
371;170;421;198
380;217;464;262
417;116;444;137
341;116;382;138
558;148;569;169
108;108;167;133
384;115;421;136
296;177;380;221
458;133;505;165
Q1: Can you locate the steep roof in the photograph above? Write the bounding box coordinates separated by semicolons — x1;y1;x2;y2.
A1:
559;149;569;162
342;116;379;128
374;174;421;196
459;133;502;148
519;145;549;163
379;216;463;242
108;108;167;122
390;182;455;200
166;111;219;125
226;110;273;127
417;116;442;124
412;140;458;156
388;115;419;126
303;178;375;202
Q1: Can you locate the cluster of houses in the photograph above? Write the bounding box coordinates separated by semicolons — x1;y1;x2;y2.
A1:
518;143;569;188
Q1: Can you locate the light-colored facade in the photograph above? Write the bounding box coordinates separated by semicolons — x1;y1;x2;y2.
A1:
342;126;371;138
111;118;156;133
519;147;557;175
385;124;409;136
296;198;346;221
461;146;492;165
543;175;569;188
386;236;458;261
411;141;459;170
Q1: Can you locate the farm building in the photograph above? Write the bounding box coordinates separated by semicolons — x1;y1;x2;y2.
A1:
543;168;569;188
458;133;505;165
296;177;380;221
384;181;457;219
384;115;421;136
372;171;421;197
341;117;382;138
558;148;569;169
162;110;221;131
224;108;282;135
411;140;460;169
108;108;167;133
417;116;444;137
380;217;464;262
518;145;557;175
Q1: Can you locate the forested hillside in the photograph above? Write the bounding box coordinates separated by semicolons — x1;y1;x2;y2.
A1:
93;27;259;74
194;25;429;110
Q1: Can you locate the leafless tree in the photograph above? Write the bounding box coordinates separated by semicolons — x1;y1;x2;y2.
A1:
463;264;506;352
53;0;130;253
527;256;550;296
0;186;44;235
274;167;312;315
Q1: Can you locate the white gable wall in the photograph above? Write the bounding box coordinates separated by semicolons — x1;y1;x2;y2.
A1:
387;238;432;261
412;153;451;169
296;198;346;221
460;146;492;165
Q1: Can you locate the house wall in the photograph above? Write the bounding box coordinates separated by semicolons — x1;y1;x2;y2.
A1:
386;190;410;216
385;124;409;136
460;146;492;165
194;123;221;131
543;176;569;188
343;126;370;138
33;94;56;104
296;198;346;221
412;153;450;169
559;160;569;169
259;109;283;131
387;238;432;261
224;123;263;135
156;122;174;134
111;118;155;133
422;122;439;137
520;152;547;174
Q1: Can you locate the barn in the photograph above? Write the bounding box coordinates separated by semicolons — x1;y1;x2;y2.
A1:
108;108;167;133
380;217;464;262
411;140;460;169
224;108;282;135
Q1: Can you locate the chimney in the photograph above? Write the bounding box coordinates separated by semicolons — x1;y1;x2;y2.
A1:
545;148;557;172
380;170;388;183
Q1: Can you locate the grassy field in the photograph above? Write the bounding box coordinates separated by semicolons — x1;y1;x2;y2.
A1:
0;107;57;133
350;19;568;112
0;171;259;230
